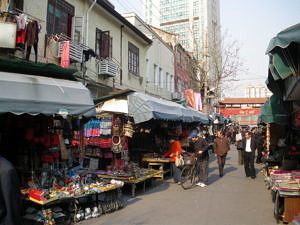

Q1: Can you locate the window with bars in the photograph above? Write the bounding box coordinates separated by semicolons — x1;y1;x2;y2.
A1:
47;0;74;37
128;42;139;75
95;28;112;59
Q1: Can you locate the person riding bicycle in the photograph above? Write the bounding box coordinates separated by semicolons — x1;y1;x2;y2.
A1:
192;132;209;187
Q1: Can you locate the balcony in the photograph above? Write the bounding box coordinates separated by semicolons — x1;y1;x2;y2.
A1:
57;41;83;63
98;59;119;78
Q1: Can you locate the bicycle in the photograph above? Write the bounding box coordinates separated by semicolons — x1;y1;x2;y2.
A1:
180;155;199;189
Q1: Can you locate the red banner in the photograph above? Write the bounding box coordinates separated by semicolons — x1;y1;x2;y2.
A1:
220;108;261;117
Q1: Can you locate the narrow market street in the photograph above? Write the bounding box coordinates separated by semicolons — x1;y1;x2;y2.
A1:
80;146;276;225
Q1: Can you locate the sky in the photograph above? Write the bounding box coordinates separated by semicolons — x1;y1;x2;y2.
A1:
109;0;300;97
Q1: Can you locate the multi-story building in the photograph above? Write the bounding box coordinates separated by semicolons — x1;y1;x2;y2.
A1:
144;0;220;62
148;25;194;101
123;13;175;100
0;0;152;98
144;0;221;112
246;85;272;98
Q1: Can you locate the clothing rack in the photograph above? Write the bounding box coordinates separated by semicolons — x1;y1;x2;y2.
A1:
12;8;45;22
54;33;90;51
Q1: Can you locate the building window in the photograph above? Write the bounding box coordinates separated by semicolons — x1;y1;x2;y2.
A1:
47;0;74;37
128;42;139;75
95;28;112;59
159;67;163;88
166;72;169;90
154;64;158;85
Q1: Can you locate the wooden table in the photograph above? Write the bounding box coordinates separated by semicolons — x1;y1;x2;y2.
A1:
274;191;300;224
98;169;163;197
142;158;171;180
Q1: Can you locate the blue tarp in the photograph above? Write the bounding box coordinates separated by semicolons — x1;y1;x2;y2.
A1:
128;92;209;124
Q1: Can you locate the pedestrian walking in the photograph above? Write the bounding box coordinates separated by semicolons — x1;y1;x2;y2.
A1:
235;128;244;165
193;133;209;187
0;156;22;225
256;131;265;164
213;131;230;177
242;132;257;179
163;137;183;184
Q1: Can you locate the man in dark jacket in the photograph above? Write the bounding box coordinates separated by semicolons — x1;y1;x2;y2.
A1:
193;133;209;187
213;131;230;177
0;156;22;225
242;132;257;179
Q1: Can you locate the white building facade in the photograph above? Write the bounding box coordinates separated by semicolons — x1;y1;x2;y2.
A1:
245;85;272;98
123;13;175;100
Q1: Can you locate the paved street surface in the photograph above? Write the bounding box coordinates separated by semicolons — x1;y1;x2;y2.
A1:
80;146;276;225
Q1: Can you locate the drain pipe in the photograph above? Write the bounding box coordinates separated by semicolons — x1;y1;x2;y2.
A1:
85;0;97;45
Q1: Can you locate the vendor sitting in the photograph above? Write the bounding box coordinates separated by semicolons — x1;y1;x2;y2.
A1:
163;137;182;184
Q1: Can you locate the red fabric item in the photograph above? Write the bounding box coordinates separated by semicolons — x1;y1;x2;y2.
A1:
29;189;47;201
51;135;59;146
41;154;54;163
16;29;26;44
60;41;70;68
185;89;196;109
25;128;34;140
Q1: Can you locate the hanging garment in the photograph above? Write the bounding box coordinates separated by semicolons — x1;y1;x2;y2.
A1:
60;41;70;68
25;21;39;62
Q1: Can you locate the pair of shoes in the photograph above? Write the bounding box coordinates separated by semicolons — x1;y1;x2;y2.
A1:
219;174;223;177
196;182;207;187
251;177;256;179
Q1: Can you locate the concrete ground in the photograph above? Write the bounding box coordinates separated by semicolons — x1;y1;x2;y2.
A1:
80;147;277;225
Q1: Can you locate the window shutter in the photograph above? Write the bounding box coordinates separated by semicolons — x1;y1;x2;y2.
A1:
101;31;110;58
72;16;83;44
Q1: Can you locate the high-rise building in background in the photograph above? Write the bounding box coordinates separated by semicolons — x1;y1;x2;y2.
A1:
144;0;221;112
144;0;220;61
245;85;272;98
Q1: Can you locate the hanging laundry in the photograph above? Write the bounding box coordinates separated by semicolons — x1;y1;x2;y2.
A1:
60;41;70;68
25;20;39;62
15;14;27;46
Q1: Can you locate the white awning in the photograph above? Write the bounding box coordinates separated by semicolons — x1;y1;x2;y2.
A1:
0;72;95;117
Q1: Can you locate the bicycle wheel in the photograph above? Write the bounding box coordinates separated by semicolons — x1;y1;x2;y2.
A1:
180;166;195;189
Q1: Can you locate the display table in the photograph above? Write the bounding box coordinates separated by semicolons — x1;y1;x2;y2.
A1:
142;158;171;180
274;189;300;224
98;169;163;197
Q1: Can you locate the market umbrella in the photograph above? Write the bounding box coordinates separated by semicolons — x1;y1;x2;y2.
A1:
266;23;300;100
258;95;289;124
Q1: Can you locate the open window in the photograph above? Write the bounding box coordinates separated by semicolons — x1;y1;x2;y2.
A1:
95;28;112;59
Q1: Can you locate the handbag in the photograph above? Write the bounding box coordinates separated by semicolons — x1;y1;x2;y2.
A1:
175;154;184;167
237;141;243;150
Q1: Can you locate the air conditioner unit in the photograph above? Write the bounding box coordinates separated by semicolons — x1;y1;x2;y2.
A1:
171;92;182;100
57;41;83;63
98;60;119;78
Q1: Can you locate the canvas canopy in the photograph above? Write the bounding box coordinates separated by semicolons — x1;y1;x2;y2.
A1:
0;72;95;117
127;92;209;124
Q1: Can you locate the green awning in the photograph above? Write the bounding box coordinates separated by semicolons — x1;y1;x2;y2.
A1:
258;95;289;124
266;23;300;100
0;58;77;80
266;23;300;54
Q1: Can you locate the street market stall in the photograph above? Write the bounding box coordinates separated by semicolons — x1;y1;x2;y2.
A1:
261;23;300;224
0;72;128;224
89;91;209;196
